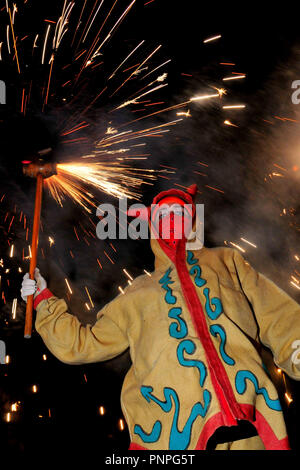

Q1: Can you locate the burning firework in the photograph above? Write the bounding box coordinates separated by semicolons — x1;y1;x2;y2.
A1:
45;161;156;212
0;0;249;332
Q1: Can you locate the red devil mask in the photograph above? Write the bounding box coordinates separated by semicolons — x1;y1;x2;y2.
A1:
127;184;197;249
151;185;197;249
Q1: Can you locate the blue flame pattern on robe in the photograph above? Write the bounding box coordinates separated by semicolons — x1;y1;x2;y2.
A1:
209;324;235;366
134;267;212;448
159;267;177;304
177;339;207;386
134;386;211;450
168;307;188;339
235;370;282;411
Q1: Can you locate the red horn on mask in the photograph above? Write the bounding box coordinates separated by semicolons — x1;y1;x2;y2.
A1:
186;184;197;199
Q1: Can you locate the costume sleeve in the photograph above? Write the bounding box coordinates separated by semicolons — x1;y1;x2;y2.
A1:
35;292;129;365
232;249;300;381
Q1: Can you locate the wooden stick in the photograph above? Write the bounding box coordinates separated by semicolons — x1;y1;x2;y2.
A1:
24;174;43;338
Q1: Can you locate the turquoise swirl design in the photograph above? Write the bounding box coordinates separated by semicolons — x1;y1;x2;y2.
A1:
147;254;213;449
209;324;235;365
203;287;223;320
134;386;211;450
168;307;188;339
189;265;207;287
134;420;162;443
187;250;198;265
235;370;282;411
177;340;207;386
159;268;177;304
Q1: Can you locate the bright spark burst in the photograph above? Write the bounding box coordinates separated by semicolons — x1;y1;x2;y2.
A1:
45;162;156;213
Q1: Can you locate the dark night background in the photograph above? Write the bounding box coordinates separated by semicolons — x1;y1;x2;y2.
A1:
1;0;300;458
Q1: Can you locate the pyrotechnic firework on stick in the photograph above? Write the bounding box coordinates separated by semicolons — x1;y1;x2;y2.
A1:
0;0;245;340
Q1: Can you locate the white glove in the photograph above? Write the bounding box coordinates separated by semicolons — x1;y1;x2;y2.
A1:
21;268;47;303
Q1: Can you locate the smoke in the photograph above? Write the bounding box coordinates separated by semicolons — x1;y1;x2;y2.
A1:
199;44;300;299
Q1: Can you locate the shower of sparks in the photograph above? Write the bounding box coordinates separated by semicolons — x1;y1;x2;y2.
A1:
52;1;75;52
85;0;138;69
45;162;156;212
114;82;168;110
0;0;254;336
44;1;75;107
110;43;162;97
108;40;145;80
